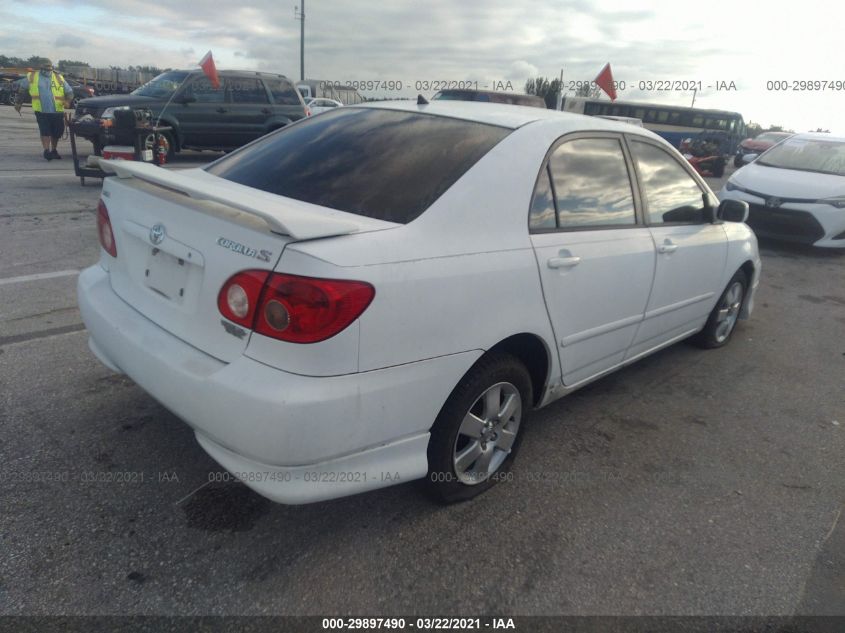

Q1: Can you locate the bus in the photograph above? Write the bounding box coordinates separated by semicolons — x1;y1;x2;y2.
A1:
561;96;746;156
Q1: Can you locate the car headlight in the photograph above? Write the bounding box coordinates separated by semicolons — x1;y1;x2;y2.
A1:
100;106;131;120
821;196;845;209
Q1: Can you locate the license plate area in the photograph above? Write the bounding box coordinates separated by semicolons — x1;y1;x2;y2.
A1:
145;248;189;304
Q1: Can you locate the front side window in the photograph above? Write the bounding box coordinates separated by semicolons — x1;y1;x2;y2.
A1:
540;138;636;229
207;108;511;223
631;141;707;224
186;76;225;103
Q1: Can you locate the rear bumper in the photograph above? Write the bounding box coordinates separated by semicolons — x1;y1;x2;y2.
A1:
78;264;481;503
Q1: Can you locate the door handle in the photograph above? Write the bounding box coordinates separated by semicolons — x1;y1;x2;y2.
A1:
216;107;228;113
547;255;582;269
657;240;678;254
261;108;271;115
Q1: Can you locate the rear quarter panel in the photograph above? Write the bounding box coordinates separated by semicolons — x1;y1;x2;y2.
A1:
281;123;565;376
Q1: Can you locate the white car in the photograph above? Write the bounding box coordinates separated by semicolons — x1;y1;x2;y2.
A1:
78;102;760;505
305;97;343;115
720;133;845;247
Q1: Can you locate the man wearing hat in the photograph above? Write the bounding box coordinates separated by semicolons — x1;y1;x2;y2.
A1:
15;60;74;161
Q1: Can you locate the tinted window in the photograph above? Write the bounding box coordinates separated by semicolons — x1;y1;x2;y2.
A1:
528;166;556;230
547;138;636;228
188;76;224;103
207;108;511;223
266;78;302;105
229;78;268;104
631;141;706;224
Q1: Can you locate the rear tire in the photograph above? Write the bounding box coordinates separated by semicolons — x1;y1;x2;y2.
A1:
426;352;532;503
692;270;748;349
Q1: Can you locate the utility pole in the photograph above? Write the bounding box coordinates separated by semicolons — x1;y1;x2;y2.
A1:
295;1;305;81
691;87;697;108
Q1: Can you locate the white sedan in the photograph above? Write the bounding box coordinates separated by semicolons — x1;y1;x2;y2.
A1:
720;133;845;247
305;97;343;115
78;101;760;505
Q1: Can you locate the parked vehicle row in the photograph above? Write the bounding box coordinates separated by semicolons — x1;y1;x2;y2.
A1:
79;101;760;506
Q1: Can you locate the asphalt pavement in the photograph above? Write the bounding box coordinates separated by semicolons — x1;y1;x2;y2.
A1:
0;105;843;618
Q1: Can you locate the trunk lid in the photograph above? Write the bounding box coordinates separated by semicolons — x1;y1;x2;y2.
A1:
98;163;394;362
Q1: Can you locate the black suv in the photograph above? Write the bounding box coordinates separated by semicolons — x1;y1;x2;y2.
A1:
73;69;307;156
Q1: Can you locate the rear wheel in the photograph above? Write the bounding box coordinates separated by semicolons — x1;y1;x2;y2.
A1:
427;352;531;503
692;270;747;349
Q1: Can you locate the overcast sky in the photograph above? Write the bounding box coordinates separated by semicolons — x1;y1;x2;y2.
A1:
2;0;841;132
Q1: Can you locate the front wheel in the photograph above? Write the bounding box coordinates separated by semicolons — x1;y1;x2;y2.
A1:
426;352;532;503
692;270;747;349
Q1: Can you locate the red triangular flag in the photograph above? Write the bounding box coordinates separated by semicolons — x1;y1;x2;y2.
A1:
199;51;220;89
594;63;617;101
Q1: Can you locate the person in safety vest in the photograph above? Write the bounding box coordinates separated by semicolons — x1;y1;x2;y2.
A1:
14;60;74;161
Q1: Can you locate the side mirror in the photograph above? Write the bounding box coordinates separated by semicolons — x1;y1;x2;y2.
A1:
742;153;758;164
718;199;749;223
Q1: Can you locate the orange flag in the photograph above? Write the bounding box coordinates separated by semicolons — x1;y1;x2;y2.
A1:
594;63;617;101
199;51;220;89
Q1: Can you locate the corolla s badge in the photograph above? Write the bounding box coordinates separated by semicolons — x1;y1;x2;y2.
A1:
149;223;166;245
216;237;272;262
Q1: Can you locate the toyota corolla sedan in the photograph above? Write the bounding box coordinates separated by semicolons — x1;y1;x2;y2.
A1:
78;101;760;505
720;133;845;247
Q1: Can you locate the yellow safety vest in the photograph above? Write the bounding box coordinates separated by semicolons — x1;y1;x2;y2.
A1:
28;71;66;113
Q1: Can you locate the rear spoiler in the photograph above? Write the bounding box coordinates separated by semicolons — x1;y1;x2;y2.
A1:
98;160;369;240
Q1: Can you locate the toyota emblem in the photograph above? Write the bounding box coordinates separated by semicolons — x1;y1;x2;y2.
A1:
765;197;782;209
149;223;166;245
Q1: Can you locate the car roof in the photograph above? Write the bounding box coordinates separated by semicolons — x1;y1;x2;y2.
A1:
351;99;662;137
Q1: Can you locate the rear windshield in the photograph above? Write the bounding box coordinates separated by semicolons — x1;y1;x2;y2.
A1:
207;108;510;223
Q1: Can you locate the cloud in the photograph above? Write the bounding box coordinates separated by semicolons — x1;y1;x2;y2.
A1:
54;34;88;48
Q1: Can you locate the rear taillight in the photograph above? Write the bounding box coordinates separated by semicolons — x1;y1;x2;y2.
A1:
96;199;117;257
218;271;374;344
217;270;271;329
305;107;312;117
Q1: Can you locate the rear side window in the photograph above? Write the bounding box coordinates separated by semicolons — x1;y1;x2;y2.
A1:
266;78;302;105
207;108;511;223
545;138;636;229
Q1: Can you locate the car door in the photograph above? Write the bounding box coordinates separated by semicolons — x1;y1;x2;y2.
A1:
530;134;656;386
224;76;273;146
625;137;728;358
174;75;229;148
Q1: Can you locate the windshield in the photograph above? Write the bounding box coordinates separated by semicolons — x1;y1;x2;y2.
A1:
757;138;845;176
132;71;189;98
207;107;510;223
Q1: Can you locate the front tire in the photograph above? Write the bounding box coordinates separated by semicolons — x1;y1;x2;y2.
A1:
426;352;532;503
692;270;747;349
